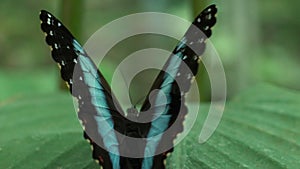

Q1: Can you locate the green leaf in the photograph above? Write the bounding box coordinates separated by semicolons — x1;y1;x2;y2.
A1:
0;84;299;168
0;93;98;169
169;84;300;169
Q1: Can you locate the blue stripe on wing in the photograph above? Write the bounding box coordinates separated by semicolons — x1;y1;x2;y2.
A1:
141;49;183;169
76;40;120;169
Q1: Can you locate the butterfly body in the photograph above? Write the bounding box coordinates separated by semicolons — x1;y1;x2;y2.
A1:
40;5;217;169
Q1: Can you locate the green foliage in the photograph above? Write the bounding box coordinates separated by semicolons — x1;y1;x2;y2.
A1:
1;1;300;97
0;69;57;101
170;84;300;168
0;84;299;168
0;92;98;168
59;0;84;42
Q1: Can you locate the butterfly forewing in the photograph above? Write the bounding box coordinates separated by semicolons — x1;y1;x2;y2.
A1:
139;5;217;168
40;10;128;169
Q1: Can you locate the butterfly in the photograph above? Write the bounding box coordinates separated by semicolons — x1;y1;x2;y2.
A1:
40;4;217;169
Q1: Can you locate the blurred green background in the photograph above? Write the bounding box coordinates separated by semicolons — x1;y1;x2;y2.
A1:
1;0;299;102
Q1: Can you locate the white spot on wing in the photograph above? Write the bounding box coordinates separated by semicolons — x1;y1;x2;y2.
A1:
193;55;198;60
197;18;201;23
47;18;51;25
199;38;204;43
73;58;78;64
61;60;65;66
207;14;212;20
47;13;51;18
79;76;83;81
183;55;187;60
58;22;61;27
49;30;53;36
54;43;58;49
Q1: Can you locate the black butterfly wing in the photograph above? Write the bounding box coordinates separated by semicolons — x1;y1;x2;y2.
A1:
139;5;217;169
40;10;126;169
